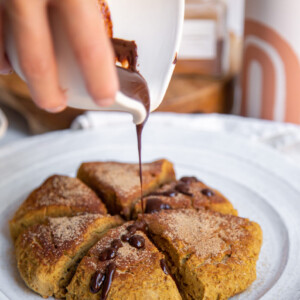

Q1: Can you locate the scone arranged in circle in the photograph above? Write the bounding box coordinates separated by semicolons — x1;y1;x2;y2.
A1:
10;175;107;240
133;176;237;217
15;214;123;299
77;159;176;219
67;221;181;300
142;209;262;300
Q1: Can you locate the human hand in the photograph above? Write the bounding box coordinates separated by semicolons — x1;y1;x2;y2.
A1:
0;0;118;112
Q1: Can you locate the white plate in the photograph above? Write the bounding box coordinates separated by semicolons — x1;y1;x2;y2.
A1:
0;118;300;300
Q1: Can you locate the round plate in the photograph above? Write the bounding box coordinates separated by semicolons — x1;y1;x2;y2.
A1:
0;117;300;300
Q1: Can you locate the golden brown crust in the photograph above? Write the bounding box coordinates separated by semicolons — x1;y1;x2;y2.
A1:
142;209;262;300
133;179;238;217
67;222;181;300
77;159;176;219
9;175;107;240
15;214;123;298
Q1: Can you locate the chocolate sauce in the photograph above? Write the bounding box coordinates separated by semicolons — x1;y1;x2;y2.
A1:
145;198;171;214
116;66;150;214
101;263;116;300
160;259;170;275
112;38;138;71
128;235;145;249
201;189;215;197
90;270;105;294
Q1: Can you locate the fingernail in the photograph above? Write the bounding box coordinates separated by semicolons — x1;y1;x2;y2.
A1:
95;99;114;107
44;103;67;113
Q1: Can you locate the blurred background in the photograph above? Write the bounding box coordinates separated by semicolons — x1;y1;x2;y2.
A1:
0;0;300;142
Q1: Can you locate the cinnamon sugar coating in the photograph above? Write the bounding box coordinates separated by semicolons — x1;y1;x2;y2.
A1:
15;214;123;299
133;179;238;217
67;222;181;300
10;175;107;240
77;159;176;219
142;209;262;300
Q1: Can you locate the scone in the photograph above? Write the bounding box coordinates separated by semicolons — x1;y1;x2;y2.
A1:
67;221;181;300
10;175;107;240
15;214;123;299
77;159;176;219
142;209;262;300
133;176;237;217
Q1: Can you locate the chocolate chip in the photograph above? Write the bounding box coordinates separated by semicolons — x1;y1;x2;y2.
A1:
111;239;123;250
128;235;145;249
180;176;198;183
126;225;137;235
145;198;171;214
201;189;215;197
175;182;193;196
99;247;117;261
90;270;105;293
121;233;131;242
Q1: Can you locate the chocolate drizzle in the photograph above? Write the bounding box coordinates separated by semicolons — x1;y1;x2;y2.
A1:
160;259;170;275
101;263;116;300
112;38;138;71
90;270;105;294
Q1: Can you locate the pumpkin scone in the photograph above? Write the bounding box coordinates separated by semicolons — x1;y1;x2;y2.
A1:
77;159;176;219
67;221;181;300
10;175;107;240
142;209;262;300
133;176;237;217
15;214;123;299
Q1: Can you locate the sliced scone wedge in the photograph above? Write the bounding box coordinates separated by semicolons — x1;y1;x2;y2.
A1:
67;221;181;300
133;176;237;217
142;209;262;300
77;159;176;219
15;214;123;299
10;175;107;240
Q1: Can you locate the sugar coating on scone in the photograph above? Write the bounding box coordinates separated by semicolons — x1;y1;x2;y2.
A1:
15;214;123;299
133;177;237;217
142;209;262;300
67;222;181;300
77;159;176;218
9;175;107;240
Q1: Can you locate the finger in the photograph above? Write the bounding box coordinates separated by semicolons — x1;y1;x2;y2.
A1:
0;6;12;75
6;0;66;112
54;0;118;106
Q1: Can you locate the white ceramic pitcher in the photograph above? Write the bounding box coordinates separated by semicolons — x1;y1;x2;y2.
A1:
5;0;184;124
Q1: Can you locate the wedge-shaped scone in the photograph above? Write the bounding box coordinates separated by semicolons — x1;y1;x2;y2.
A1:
142;209;262;300
10;175;107;240
15;214;123;299
77;159;176;218
67;222;181;300
133;177;237;217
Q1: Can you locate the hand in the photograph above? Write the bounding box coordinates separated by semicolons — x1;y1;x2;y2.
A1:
0;0;118;113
